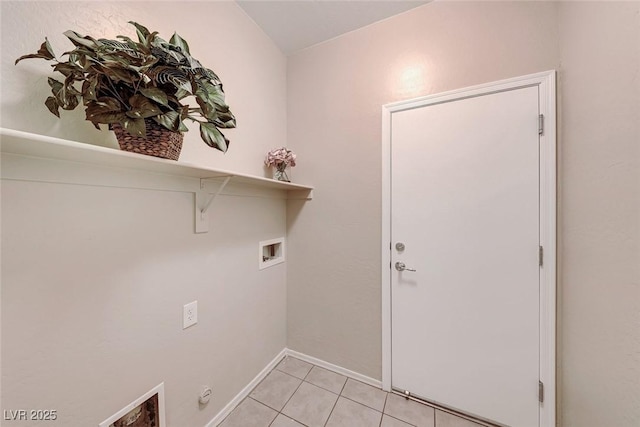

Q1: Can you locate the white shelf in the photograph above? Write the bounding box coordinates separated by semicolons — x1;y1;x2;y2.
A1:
1;127;313;234
0;128;313;193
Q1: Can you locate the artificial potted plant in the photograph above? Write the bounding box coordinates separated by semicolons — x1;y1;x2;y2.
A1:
16;21;236;160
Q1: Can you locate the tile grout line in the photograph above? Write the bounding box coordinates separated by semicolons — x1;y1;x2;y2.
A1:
341;378;389;412
301;379;344;397
380;393;419;427
295;360;338;426
303;367;349;396
391;390;491;427
334;377;389;426
274;380;307;426
276;366;310;422
245;397;280;426
275;366;310;383
314;374;393;424
279;357;323;427
279;359;339;427
313;362;344;427
338;394;385;414
265;357;313;426
337;377;348;396
274;365;313;382
322;392;340;427
253;365;306;414
300;359;313;381
250;371;294;413
378;392;390;427
377;409;384;426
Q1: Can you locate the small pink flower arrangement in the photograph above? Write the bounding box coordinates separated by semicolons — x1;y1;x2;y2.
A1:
265;147;296;182
265;147;297;168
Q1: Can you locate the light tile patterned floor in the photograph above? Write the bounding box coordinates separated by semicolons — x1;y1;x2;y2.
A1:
219;356;488;427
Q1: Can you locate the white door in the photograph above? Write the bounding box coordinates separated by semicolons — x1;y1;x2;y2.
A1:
390;86;541;427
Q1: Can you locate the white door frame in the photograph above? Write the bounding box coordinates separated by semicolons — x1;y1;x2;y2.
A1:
381;71;556;427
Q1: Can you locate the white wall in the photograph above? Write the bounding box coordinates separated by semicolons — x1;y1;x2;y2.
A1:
287;1;640;426
1;2;289;426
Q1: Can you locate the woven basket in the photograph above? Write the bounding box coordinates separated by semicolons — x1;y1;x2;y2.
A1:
113;119;183;160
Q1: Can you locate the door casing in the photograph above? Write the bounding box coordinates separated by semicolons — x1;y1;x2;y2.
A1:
381;71;556;427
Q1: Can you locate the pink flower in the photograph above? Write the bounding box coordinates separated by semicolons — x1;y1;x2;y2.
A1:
265;147;297;168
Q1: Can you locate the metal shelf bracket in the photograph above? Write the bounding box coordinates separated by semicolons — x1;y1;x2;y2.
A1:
195;176;232;233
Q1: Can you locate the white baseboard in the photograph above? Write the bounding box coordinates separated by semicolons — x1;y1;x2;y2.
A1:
205;348;382;427
285;349;382;389
205;348;287;427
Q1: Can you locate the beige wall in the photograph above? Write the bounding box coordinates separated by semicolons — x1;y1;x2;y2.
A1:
1;2;289;426
2;1;639;426
287;0;560;381
557;2;640;426
2;180;288;427
0;1;286;177
287;1;639;426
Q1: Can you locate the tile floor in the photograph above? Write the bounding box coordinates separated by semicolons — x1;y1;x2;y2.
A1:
219;356;488;427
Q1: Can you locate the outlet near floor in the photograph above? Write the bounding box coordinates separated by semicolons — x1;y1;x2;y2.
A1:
183;301;198;329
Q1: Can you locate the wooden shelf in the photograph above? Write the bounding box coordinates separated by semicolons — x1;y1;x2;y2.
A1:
0;128;313;193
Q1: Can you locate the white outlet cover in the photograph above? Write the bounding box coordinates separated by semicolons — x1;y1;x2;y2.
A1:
183;301;198;329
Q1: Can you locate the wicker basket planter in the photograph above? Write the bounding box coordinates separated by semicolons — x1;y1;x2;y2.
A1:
113;119;183;160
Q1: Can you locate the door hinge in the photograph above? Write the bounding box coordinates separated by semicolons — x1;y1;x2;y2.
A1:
539;246;544;267
538;114;544;135
539;381;544;403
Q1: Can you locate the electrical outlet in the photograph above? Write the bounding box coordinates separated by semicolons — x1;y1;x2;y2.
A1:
183;301;198;329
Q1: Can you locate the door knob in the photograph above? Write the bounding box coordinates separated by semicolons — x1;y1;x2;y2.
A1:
395;262;416;272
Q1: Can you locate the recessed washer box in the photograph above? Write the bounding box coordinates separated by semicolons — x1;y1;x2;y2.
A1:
259;238;285;270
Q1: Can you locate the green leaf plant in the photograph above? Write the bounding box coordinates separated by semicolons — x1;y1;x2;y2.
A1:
16;22;236;152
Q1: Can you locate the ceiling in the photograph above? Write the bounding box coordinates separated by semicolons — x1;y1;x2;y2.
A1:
236;0;430;55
